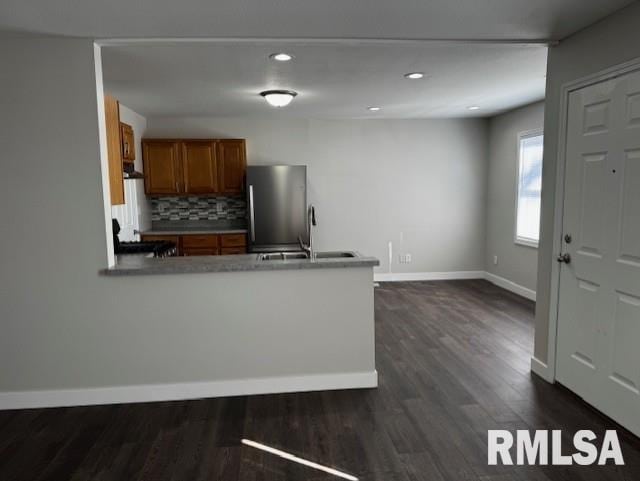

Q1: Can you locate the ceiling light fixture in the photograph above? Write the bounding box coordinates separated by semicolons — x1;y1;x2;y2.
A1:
404;72;425;79
468;106;480;111
260;90;298;107
367;106;381;112
269;53;293;62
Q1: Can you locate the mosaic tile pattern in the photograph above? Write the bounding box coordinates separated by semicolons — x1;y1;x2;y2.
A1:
151;195;247;221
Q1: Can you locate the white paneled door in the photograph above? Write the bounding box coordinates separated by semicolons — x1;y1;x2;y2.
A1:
556;68;640;436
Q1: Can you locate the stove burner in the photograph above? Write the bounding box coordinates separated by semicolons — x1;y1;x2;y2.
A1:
112;219;177;258
116;241;177;257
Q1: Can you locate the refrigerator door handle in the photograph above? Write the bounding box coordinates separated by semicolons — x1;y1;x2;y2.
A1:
249;184;256;243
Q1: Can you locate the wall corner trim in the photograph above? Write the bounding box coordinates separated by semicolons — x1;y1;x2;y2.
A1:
484;272;537;301
0;371;378;411
530;356;554;383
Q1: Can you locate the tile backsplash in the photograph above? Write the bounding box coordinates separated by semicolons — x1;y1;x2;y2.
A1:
151;195;246;221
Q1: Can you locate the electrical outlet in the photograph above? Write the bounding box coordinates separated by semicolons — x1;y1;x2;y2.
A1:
493;255;498;265
398;254;412;264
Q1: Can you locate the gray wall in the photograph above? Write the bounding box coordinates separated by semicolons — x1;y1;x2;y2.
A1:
0;37;375;397
534;2;640;362
486;101;544;293
147;117;490;275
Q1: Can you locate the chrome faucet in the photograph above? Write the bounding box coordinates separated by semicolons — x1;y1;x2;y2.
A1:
299;205;317;259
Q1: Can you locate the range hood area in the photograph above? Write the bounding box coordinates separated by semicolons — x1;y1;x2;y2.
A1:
123;163;144;179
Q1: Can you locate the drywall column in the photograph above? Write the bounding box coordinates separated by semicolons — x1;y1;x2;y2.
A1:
535;2;640;372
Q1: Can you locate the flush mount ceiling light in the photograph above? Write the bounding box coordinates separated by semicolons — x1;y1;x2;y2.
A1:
269;52;293;62
468;105;481;111
260;90;298;107
367;106;381;112
404;72;425;79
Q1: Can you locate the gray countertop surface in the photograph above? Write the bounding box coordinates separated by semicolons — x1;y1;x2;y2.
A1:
102;252;379;276
141;220;248;235
143;228;248;235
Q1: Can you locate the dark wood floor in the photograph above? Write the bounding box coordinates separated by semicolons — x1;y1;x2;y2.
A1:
2;280;640;481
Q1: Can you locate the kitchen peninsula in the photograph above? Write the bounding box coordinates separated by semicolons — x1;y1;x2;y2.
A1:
100;252;379;399
101;123;378;400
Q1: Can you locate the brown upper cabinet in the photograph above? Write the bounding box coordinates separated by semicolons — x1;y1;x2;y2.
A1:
217;140;246;194
142;139;246;196
182;141;218;194
120;122;135;162
143;141;182;195
104;95;125;205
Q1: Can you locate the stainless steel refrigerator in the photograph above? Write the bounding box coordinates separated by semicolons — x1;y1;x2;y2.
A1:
246;165;307;253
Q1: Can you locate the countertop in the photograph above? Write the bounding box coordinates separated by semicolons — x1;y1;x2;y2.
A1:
102;252;379;276
141;220;248;235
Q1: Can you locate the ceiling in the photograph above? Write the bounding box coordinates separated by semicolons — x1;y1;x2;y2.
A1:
102;41;548;119
0;0;633;40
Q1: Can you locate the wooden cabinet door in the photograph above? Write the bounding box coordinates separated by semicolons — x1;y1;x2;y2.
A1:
120;123;135;161
220;234;246;247
182;234;219;256
143;141;181;195
217;140;246;194
182;141;218;194
181;234;219;249
104;95;124;205
220;234;246;255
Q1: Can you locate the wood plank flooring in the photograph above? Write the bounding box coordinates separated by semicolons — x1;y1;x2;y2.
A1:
2;280;640;480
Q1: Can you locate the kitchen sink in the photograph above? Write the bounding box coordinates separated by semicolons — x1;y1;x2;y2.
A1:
258;251;358;261
315;251;357;259
258;252;310;261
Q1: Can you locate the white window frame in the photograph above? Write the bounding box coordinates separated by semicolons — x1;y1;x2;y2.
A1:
514;129;544;248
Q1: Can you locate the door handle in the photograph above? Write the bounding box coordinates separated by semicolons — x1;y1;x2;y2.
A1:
249;184;256;243
557;253;571;264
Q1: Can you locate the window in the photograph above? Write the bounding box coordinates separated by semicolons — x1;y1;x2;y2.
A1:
515;131;543;247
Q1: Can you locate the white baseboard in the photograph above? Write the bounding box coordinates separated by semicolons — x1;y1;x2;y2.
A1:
530;357;554;383
374;271;485;282
373;270;537;305
0;370;378;411
484;272;536;301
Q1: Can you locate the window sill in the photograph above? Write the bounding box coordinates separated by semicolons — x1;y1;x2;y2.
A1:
515;238;539;249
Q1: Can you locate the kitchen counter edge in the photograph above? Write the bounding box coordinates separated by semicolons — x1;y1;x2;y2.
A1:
100;253;380;277
140;228;248;235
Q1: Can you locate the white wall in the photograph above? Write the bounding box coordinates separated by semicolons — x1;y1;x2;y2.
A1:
534;2;640;364
0;37;376;403
110;104;150;241
147;117;489;275
485;102;544;296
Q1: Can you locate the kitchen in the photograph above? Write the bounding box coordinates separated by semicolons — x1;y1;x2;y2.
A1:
105;97;378;271
99;50;380;397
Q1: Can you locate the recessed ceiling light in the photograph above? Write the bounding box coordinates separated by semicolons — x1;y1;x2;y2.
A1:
269;53;293;62
260;90;298;107
404;72;425;80
468;106;480;111
367;106;381;112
